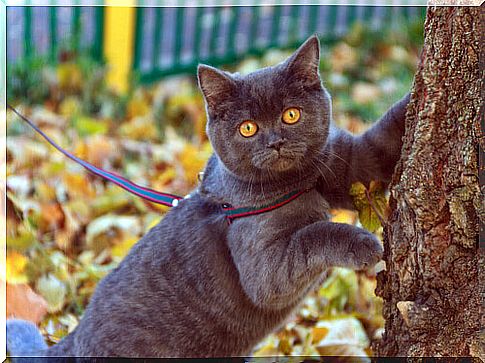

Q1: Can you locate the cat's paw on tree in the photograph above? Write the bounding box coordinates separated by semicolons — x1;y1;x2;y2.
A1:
348;229;383;271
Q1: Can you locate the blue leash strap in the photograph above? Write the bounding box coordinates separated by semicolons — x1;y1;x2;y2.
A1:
8;104;183;207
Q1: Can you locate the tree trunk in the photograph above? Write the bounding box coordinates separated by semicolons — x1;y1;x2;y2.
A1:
374;6;482;357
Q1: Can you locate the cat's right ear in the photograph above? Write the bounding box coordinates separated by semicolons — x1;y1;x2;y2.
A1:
284;35;321;87
197;64;236;112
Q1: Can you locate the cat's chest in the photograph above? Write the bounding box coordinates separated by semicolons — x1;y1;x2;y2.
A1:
231;189;330;233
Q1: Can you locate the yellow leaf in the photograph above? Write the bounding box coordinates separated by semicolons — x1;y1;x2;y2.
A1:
111;236;138;260
58;96;82;118
178;143;211;185
127;91;151;119
6;251;29;284
145;215;162;232
57;62;83;92
63;173;96;199
153;167;177;189
149;203;171;213
312;327;330;344
331;209;357;225
349;181;387;233
119;116;158;141
369;180;389;220
252;335;280;357
34;181;57;202
73;116;108;137
7;224;36;252
74;139;88;161
278;335;293;355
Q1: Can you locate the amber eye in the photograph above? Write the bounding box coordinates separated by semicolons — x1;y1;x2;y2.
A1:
239;120;258;138
282;107;301;124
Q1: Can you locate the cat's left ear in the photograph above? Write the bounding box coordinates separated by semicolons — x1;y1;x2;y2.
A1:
284;35;321;86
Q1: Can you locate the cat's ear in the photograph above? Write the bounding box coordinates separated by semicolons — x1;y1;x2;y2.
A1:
197;64;236;111
284;35;321;86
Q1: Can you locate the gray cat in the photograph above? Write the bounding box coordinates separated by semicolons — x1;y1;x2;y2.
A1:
7;35;410;359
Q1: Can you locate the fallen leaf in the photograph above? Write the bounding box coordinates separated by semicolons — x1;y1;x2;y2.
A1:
111;236;138;261
252;334;281;357
314;317;370;361
57;62;83;92
312;326;330;344
63;172;96;199
72;116;108;137
6;282;48;323
6;251;29;284
38;202;65;233
58;313;79;334
126;90;151;119
351;82;381;104
58;96;82;118
7;224;36;253
331;42;358;72
36;274;67;313
178;143;211;185
34;181;58;202
119;116;158;141
85;214;141;246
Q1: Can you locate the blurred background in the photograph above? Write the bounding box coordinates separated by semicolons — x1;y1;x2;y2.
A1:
6;4;425;357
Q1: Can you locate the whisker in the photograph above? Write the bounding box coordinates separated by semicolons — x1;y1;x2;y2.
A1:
314;148;351;168
310;159;329;187
319;160;338;180
311;157;337;182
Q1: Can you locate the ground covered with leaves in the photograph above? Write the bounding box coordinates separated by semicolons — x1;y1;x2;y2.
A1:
6;23;421;358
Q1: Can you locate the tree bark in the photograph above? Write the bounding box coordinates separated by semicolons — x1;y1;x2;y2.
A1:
374;6;483;357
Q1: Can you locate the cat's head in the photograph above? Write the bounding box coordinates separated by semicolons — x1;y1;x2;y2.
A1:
198;35;331;182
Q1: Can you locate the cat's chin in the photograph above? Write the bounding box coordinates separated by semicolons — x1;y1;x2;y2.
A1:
262;157;297;173
273;158;295;172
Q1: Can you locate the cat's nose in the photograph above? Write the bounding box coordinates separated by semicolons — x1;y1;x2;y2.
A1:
267;138;286;151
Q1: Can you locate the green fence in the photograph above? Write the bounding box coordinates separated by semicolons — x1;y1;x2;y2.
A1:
7;5;426;85
132;5;426;84
7;6;104;63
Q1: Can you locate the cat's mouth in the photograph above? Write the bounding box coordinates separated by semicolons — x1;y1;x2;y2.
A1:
252;146;306;172
269;155;295;171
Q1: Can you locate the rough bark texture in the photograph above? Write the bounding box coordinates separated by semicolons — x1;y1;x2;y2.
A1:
374;6;483;357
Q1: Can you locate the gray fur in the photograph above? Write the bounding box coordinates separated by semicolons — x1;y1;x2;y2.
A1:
6;319;47;356
7;35;409;358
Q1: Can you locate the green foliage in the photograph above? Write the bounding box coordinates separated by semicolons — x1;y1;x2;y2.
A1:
7;56;50;105
325;21;422;123
72;116;108;137
350;181;388;233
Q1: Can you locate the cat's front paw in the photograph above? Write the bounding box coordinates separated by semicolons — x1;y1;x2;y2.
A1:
347;230;383;271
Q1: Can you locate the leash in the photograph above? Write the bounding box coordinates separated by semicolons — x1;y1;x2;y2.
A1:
222;189;309;222
8;104;183;208
7;104;309;222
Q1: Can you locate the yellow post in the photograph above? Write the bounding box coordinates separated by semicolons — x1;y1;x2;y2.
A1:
103;2;136;93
